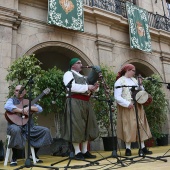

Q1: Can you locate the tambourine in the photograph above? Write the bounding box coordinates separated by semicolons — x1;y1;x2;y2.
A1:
135;91;153;106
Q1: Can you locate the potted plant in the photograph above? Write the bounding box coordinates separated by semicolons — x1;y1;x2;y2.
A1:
91;65;117;151
143;74;168;146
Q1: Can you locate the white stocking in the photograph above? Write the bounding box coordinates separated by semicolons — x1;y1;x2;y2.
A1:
125;142;131;149
140;141;145;149
73;143;81;155
81;141;88;154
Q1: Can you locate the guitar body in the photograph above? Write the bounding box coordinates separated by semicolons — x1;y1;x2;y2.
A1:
4;88;50;126
5;99;30;126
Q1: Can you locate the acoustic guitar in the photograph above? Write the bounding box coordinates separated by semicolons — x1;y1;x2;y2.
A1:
5;88;50;126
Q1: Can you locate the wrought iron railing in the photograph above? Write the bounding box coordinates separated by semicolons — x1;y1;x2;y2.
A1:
83;0;170;32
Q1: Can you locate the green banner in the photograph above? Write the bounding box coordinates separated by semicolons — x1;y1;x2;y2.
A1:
48;0;84;32
126;2;152;52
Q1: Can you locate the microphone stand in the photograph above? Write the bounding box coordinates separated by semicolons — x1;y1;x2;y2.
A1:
91;95;132;168
51;79;96;169
122;86;167;164
15;76;57;170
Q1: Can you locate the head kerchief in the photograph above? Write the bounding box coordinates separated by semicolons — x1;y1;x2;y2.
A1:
116;64;135;80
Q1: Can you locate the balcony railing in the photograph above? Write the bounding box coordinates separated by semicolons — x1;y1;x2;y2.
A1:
83;0;170;32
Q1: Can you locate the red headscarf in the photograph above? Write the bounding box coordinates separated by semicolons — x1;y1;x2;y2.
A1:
116;64;135;80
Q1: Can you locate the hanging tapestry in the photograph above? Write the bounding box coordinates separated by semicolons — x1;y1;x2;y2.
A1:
48;0;84;32
126;2;152;52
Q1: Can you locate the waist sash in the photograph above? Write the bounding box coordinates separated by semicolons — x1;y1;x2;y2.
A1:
68;94;90;101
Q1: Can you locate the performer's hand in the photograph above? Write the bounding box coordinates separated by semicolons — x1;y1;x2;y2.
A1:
138;74;143;85
22;106;38;114
88;85;95;91
128;103;134;109
22;107;29;115
88;84;99;92
93;82;100;90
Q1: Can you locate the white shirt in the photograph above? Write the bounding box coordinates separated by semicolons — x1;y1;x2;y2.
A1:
63;70;88;93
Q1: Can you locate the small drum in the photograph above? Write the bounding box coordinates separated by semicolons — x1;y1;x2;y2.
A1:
135;91;152;106
86;66;101;85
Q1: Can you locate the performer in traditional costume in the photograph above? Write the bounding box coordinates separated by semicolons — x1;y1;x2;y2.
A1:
114;64;152;156
4;85;53;166
62;58;99;160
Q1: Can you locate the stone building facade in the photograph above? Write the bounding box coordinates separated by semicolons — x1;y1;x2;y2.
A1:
0;0;170;150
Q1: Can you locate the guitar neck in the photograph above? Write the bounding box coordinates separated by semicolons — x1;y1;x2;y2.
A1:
31;92;45;105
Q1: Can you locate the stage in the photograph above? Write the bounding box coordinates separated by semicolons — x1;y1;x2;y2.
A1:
1;146;170;170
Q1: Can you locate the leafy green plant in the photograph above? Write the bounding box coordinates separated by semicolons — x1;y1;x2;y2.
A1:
35;66;65;114
6;54;43;97
92;65;117;137
143;74;168;139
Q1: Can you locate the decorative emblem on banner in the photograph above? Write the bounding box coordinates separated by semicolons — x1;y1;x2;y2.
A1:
59;0;74;14
136;21;145;37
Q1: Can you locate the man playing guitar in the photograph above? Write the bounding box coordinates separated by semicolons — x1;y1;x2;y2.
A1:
4;85;52;166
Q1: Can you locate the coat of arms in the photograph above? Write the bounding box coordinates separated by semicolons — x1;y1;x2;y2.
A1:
59;0;74;14
136;21;145;37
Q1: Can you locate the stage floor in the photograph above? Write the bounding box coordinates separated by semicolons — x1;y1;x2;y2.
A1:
1;146;170;170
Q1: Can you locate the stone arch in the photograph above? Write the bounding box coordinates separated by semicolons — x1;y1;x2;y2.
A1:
124;58;163;79
25;41;93;72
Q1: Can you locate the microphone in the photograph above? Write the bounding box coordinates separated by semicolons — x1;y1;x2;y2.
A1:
81;66;93;68
137;76;153;81
145;77;154;81
115;85;138;89
115;86;123;89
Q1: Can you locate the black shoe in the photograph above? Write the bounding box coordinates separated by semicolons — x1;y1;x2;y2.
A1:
10;159;17;167
30;155;43;163
75;152;84;160
125;148;132;156
138;149;144;156
83;151;96;159
142;147;153;155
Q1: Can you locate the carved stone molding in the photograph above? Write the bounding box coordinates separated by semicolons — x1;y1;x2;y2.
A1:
19;0;48;10
160;52;170;64
95;40;115;51
0;6;21;30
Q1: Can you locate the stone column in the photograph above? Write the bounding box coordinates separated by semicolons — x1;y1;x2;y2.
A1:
160;52;170;143
95;40;115;67
0;5;21;141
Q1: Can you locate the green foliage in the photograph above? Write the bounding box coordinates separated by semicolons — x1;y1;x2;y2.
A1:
143;74;168;138
36;66;65;114
6;55;43;97
92;65;117;137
